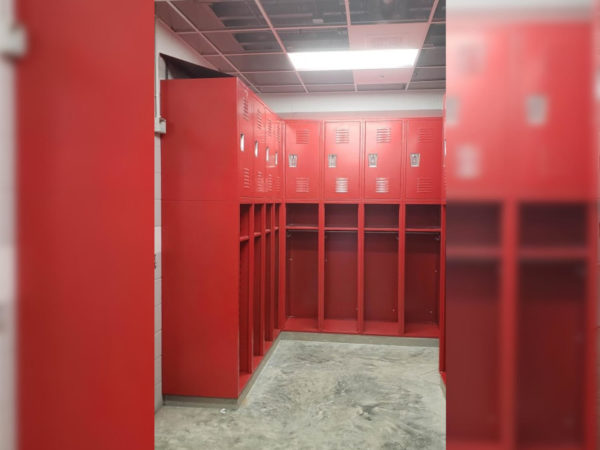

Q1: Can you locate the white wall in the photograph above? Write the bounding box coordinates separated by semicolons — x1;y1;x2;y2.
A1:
154;19;215;412
0;0;16;447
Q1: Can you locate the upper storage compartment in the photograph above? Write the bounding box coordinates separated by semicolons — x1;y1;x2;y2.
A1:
285;121;321;201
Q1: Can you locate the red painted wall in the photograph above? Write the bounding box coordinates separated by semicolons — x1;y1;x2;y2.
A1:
17;0;154;449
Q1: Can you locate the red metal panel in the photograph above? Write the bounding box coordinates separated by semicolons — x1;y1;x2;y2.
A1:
17;0;154;448
252;96;267;200
364;233;399;322
285;121;322;200
364;120;404;200
324;121;361;200
285;231;319;320
405;118;443;202
162;201;239;398
324;232;358;320
237;82;254;200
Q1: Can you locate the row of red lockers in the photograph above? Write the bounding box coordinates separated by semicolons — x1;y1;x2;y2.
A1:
236;85;443;202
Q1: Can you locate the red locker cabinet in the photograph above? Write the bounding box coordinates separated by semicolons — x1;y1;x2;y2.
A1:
237;83;254;200
285;121;322;201
265;111;281;201
252;95;267;199
324;121;361;201
405;118;443;202
364;120;404;200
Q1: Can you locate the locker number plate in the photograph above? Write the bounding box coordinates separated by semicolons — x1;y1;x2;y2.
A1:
368;153;378;168
410;153;421;167
328;154;337;168
288;154;298;168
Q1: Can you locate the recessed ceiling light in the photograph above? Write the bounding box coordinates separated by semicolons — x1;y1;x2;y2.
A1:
288;49;419;71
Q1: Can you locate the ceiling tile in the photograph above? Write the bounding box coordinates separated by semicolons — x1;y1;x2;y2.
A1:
156;2;194;32
408;80;445;90
279;28;349;52
424;23;445;47
205;31;280;54
353;68;413;85
203;55;238;73
307;84;356;92
411;67;445;82
260;0;347;28
179;34;219;56
226;53;294;71
358;83;406;91
349;0;435;25
299;70;354;85
259;85;306;93
243;71;301;86
172;0;267;30
417;47;445;67
433;0;445;22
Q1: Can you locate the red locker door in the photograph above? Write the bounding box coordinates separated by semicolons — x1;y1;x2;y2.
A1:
273;120;283;201
405;118;443;202
237;83;253;199
285;121;321;201
251;95;266;199
324;121;361;201
364;120;403;200
264;110;278;201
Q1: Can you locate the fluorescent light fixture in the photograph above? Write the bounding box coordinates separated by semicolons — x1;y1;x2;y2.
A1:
288;49;419;71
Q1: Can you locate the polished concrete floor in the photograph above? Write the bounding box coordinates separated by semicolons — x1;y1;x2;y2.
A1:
155;337;445;449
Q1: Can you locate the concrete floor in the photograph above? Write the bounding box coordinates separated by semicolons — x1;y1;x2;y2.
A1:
155;338;445;449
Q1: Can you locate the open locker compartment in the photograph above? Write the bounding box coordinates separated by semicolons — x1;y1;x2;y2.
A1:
285;230;319;331
253;232;263;366
516;261;587;447
446;203;501;257
325;204;358;229
404;232;440;337
324;231;358;333
264;223;273;344
364;204;399;230
406;204;441;230
238;240;252;392
364;232;399;336
286;203;319;228
446;260;501;444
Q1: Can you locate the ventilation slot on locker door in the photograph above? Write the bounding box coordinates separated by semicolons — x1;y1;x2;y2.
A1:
296;177;310;193
296;129;310;145
335;128;350;144
267;119;272;137
417;177;433;194
376;127;391;143
256;110;263;130
375;177;389;193
418;128;434;143
243;168;251;190
265;174;273;193
335;177;349;193
242;95;249;121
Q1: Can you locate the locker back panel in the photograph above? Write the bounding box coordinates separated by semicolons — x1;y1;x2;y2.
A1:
405;118;443;201
285;121;321;200
324;121;361;200
364;120;403;200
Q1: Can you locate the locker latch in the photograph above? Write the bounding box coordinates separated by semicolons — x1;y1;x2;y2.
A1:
288;154;298;168
328;154;337;168
368;153;378;168
410;153;421;167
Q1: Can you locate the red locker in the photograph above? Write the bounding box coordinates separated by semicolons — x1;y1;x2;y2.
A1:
273;119;283;201
265;110;278;201
252;95;267;199
405;118;443;202
324;121;361;201
237;83;254;200
285;121;321;201
364;120;404;200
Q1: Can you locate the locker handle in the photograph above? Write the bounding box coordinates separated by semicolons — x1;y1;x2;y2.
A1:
240;133;245;152
254;141;259;158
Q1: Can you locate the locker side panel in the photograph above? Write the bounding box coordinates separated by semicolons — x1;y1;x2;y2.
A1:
364;120;403;200
405;118;443;202
285;121;322;201
324;121;361;201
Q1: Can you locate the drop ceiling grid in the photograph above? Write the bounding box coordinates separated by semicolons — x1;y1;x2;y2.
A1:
156;0;445;93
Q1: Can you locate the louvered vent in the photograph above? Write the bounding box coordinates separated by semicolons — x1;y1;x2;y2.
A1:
255;171;264;193
256;110;263;129
416;177;433;193
375;177;389;193
418;128;433;143
265;174;273;193
335;128;350;144
267;119;272;137
296;129;310;145
376;128;391;143
335;177;349;193
242;96;249;121
274;176;281;193
243;168;251;190
296;177;309;193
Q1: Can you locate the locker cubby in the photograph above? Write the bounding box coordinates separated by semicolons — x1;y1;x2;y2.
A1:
405;204;441;230
273;229;280;330
240;204;251;240
239;240;251;382
404;233;440;337
253;233;262;359
325;204;358;229
266;204;272;231
324;231;358;332
286;203;318;228
364;232;399;336
364;204;399;229
254;204;263;235
264;229;272;342
446;260;500;441
274;204;280;229
285;230;318;330
516;261;586;446
519;203;587;248
446;203;501;247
